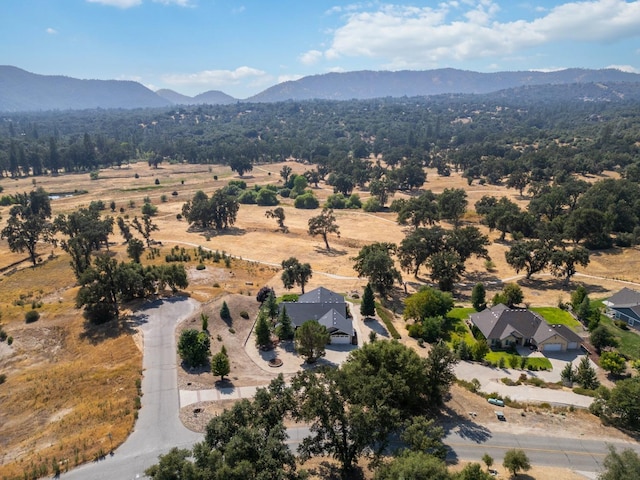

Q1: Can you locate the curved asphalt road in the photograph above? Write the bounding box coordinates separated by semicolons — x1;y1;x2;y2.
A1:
59;296;640;479
61;296;201;480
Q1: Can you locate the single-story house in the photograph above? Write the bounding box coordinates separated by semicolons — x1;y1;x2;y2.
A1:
603;287;640;329
279;287;355;344
469;304;582;352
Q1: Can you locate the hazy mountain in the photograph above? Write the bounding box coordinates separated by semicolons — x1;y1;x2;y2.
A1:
193;90;237;105
0;66;170;112
155;88;193;105
246;68;640;102
3;65;640;112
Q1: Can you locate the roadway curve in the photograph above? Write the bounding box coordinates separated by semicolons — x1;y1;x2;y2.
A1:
59;295;640;479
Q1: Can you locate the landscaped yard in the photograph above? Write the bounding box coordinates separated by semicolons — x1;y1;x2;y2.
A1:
445;307;476;346
531;307;582;331
592;300;640;360
485;351;552;370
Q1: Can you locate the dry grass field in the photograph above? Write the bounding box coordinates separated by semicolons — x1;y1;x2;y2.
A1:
1;160;639;479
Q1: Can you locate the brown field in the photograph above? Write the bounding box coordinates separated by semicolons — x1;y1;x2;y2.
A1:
1;160;639;478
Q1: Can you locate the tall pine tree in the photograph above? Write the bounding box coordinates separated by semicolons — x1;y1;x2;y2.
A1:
277;305;294;340
360;283;375;317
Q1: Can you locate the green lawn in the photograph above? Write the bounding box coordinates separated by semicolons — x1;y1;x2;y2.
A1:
593;299;640;360
531;307;582;331
485;351;552;370
445;308;476;347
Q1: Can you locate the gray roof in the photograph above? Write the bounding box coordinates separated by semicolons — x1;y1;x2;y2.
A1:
534;323;583;345
318;309;352;336
299;287;345;305
280;287;348;329
470;304;544;340
470;304;581;346
605;287;640;308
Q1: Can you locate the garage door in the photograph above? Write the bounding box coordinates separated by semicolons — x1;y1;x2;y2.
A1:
567;342;578;350
331;334;351;344
543;343;563;352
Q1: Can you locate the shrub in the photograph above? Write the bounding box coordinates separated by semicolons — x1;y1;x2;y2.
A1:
614;320;630;330
280;293;299;302
154;178;160;185
25;310;40;323
134;173;139;179
363;197;381;212
196;263;206;270
240;311;249;319
90;171;99;180
160;194;168;202
294;192;319;209
0;373;6;384
279;188;291;198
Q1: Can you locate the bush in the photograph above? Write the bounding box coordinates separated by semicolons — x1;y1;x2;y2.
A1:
25;310;40;323
363;197;381;212
614;320;630;330
0;373;6;384
240;311;249;319
294;192;319;209
280;293;299;302
279;188;291;198
196;263;205;270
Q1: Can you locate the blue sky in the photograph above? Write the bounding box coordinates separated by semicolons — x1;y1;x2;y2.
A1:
2;0;640;98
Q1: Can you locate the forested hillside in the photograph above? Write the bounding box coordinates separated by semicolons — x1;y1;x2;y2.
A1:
2;81;640;255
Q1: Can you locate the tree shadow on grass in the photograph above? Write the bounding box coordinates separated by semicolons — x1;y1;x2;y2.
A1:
313;246;348;256
438;405;493;444
80;314;140;345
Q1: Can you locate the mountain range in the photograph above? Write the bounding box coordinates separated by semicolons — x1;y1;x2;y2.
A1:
2;65;640;112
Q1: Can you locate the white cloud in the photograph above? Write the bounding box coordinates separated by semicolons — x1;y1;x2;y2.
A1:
323;1;640;68
86;0;191;7
277;74;304;84
46;27;58;34
300;50;323;65
606;64;640;73
87;0;142;7
162;67;269;89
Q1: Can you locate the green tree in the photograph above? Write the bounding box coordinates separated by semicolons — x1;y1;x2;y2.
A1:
280;165;292;183
375;451;451;480
424;341;458;405
178;329;210;367
1;188;53;266
502;449;531;477
308;207;340;251
428;250;465;292
360;283;376;317
398;226;446;276
281;257;312;294
265;207;287;232
600;351;626;376
571;285;589;311
212;349;230;382
590;325;617;354
603;377;640;431
369;177;397;206
127;238;145;263
145;447;198;480
471;283;487;311
294;320;330;363
576;356;600;390
392;190;439;229
560;362;576;385
403;287;454;322
201;313;209;331
482;453;494;472
131;214;159;247
599;446;640;480
495;283;524;308
228;156;253;177
255;312;272;348
292;367;376;476
505;240;551;279
264;290;279;320
438;188;468;228
276;306;294;341
352;242;402;297
400;416;446;458
550;246;590;287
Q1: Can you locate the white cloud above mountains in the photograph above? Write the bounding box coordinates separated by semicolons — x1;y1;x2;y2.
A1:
161;67;272;93
87;0;190;8
313;0;640;69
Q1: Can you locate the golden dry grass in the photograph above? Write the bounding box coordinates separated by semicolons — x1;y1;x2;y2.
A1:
0;160;636;479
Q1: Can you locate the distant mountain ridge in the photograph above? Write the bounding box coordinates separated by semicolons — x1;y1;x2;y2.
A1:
246;68;640;102
0;65;170;111
2;65;640;112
